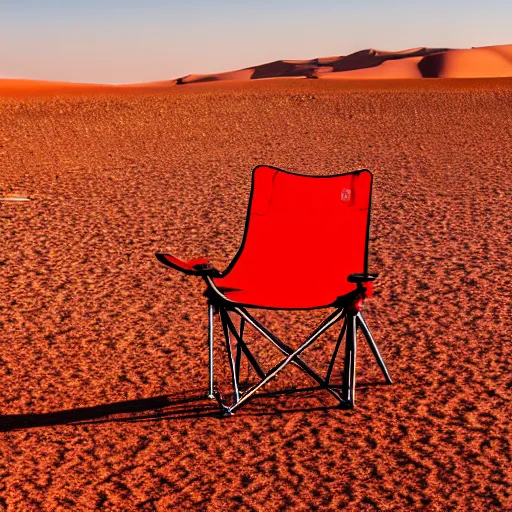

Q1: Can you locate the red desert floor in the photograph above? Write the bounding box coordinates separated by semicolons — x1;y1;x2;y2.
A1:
0;78;511;510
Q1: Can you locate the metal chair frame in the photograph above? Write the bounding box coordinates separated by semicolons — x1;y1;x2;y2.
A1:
206;300;392;414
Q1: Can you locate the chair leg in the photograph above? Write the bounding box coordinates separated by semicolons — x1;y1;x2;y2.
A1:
342;313;357;407
224;313;265;380
325;316;347;385
207;303;215;399
356;312;392;384
234;317;244;386
220;309;240;403
235;341;242;388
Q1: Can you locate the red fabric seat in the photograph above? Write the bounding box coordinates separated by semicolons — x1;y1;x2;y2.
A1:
211;165;373;309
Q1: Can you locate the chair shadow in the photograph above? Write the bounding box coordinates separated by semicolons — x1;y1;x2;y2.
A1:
0;392;216;432
0;381;391;432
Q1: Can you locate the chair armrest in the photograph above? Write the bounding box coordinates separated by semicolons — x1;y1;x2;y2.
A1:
347;273;378;300
155;252;221;276
347;273;379;283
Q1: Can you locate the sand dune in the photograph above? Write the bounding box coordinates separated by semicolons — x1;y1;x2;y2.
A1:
321;57;424;79
419;44;512;78
1;44;511;97
175;48;447;84
175;45;512;84
177;68;254;84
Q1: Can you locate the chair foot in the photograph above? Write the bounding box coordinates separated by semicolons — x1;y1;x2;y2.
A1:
214;391;234;417
329;394;354;409
207;393;216;400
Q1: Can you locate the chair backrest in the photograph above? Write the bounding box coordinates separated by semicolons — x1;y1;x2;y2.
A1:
218;165;373;308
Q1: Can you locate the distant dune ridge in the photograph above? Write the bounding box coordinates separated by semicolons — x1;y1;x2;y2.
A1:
177;45;512;84
177;47;445;83
176;45;512;85
0;44;511;96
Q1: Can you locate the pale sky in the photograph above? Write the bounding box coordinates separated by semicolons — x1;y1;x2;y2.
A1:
1;1;511;83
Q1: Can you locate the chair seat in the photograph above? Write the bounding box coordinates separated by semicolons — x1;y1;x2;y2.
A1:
206;166;372;309
213;272;358;309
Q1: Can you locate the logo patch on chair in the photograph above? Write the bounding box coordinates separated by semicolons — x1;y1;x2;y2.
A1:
341;188;351;202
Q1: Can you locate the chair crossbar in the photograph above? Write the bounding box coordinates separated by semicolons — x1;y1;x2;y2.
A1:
222;310;266;380
225;307;346;413
234;317;245;384
234;307;351;404
325;316;347;385
233;308;347;404
220;311;240;403
234;306;336;386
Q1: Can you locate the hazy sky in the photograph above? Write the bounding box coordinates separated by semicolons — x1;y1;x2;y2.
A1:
1;1;511;83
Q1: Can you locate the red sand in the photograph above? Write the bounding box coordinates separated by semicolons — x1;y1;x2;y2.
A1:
0;78;511;510
0;78;177;98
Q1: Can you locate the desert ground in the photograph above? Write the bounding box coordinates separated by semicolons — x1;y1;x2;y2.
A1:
0;77;511;510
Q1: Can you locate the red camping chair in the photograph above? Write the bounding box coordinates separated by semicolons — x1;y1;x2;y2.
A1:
156;165;392;413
